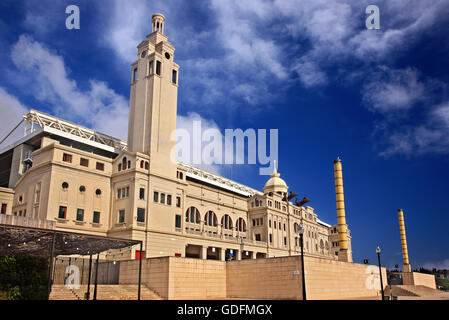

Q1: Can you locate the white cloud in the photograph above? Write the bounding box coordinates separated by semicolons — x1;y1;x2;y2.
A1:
102;0;448;108
10;35;129;140
0;88;28;148
176;112;226;175
293;59;327;88
379;102;449;156
362;66;425;112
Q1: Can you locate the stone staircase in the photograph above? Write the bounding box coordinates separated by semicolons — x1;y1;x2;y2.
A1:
49;285;82;300
49;284;162;300
386;285;441;298
400;285;441;297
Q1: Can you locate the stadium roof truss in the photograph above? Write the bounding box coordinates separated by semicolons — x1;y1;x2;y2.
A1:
23;109;128;153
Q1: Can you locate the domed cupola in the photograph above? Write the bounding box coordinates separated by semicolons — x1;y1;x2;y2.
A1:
263;162;288;195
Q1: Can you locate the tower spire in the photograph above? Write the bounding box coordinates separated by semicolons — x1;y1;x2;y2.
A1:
271;160;280;177
152;13;165;34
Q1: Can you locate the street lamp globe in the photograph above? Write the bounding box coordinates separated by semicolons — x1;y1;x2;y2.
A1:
376;246;381;254
298;224;304;235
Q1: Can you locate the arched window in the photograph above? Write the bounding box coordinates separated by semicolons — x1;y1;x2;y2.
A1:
145;162;149;170
293;222;299;233
320;239;324;249
325;241;329;250
140;160;144;169
122;157;127;170
118;163;122;171
185;207;200;224
221;215;233;230
236;218;246;232
204;211;217;227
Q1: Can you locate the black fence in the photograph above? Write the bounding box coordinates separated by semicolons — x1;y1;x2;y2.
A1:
53;257;120;285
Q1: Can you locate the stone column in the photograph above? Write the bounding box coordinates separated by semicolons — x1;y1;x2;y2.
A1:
201;246;208;260
236;250;242;261
252;251;257;259
219;248;226;261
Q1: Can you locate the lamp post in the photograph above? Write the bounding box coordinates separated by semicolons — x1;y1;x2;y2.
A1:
376;246;385;300
298;224;306;300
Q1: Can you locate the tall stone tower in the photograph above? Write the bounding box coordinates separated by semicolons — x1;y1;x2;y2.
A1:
127;13;179;178
333;157;352;262
398;209;412;272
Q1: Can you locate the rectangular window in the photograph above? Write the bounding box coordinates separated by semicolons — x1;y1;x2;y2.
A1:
176;196;181;208
139;188;145;200
172;69;177;84
76;209;84;221
153;191;159;202
252;219;256;227
269;234;272;243
160;193;165;204
167;194;172;205
137;208;145;223
156;61;161;75
23;209;26;217
1;203;7;214
118;210;125;223
149;61;154;75
255;234;261;241
96;162;104;171
126;186;129;198
284;237;287;246
93;211;100;224
133;68;138;82
62;153;72;163
117;189;122;199
175;215;181;228
80;158;89;167
58;206;67;219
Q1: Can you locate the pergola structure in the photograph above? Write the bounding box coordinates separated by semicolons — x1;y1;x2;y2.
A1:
0;223;143;300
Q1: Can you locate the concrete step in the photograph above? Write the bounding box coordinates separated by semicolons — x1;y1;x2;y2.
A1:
51;284;162;300
401;285;441;296
386;285;441;298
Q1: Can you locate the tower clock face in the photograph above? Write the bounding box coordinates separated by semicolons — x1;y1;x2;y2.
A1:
141;51;147;58
165;52;170;59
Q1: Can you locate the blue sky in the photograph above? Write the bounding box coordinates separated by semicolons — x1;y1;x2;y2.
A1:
0;0;448;269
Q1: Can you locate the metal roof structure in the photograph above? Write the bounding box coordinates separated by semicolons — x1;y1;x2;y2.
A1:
178;163;262;197
0;109;128;155
0;224;141;258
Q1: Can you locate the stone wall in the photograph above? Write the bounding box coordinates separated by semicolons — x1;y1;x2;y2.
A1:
303;256;387;299
227;256;302;299
169;257;227;299
402;272;436;289
119;257;170;299
117;255;387;300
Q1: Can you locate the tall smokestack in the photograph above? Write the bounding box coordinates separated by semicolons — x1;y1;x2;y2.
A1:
333;157;349;261
398;209;411;272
